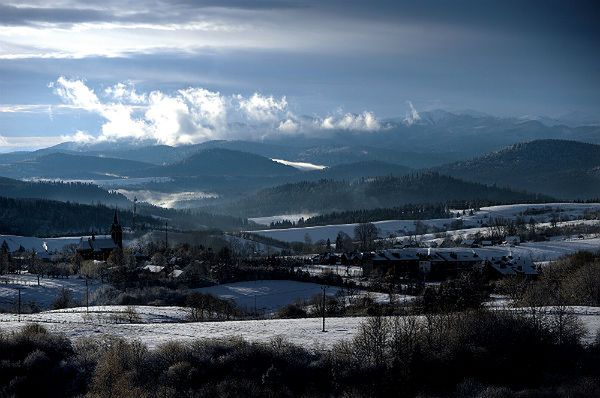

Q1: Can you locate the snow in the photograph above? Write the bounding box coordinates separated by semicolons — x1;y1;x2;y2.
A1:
469;238;600;262
0;234;95;253
195;280;341;314
271;159;327;171
244;203;600;261
247;203;600;243
247;218;454;243
142;265;164;273
0;309;365;350
224;234;282;254
1;305;600;350
0;274;100;310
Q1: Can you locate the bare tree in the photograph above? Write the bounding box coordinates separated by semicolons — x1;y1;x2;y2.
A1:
354;222;379;251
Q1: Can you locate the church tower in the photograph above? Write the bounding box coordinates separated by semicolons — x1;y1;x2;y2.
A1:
111;208;123;248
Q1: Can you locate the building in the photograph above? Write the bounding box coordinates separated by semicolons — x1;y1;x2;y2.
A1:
370;248;485;280
77;209;123;261
484;255;538;278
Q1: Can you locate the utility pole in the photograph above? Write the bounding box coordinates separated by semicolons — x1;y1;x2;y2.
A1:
165;221;168;250
85;277;89;314
321;286;327;332
17;288;21;322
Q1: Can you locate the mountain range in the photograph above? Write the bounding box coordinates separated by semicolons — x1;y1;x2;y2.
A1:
215;173;551;217
1;109;600;226
436;140;600;199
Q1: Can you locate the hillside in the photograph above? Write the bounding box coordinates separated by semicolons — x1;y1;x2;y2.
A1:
0;176;130;206
216;173;551;217
140;148;299;177
0;153;153;179
436;140;600;199
301;160;411;181
0;196;160;236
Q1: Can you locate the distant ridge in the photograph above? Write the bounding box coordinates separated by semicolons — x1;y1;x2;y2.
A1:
436;139;600;199
216;172;552;217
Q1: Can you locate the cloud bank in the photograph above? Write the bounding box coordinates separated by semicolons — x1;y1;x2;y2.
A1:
52;77;383;145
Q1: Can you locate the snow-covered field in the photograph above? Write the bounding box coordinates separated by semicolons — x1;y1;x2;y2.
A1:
418;238;600;262
1;305;600;349
194;280;394;314
224;235;282;255
247;203;600;243
245;203;600;261
195;280;333;314
247;218;454;243
0;274;101;310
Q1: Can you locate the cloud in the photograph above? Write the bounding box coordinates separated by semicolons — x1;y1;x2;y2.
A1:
238;93;288;122
104;82;146;103
0;134;66;151
277;118;300;133
51;77;382;145
403;101;421;125
320;111;381;131
60;130;96;144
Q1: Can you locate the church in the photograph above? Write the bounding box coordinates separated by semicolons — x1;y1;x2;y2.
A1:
77;209;123;261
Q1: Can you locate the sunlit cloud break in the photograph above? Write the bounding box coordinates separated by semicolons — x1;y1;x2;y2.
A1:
52;77;383;146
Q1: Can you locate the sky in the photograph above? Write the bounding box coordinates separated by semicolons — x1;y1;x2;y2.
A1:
0;0;599;151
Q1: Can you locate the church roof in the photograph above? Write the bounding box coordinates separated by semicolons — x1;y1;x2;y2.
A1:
78;237;117;252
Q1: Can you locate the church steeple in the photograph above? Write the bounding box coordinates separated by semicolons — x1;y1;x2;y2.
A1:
110;207;123;248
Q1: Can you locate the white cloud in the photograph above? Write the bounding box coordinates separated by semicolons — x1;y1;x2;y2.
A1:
51;76;102;111
319;111;381;131
50;77;382;145
60;130;96;144
277;118;300;134
403;101;421;125
178;87;227;131
238;93;288;122
0;135;66;151
104;82;146;103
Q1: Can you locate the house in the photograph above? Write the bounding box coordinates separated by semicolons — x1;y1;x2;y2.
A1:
484;255;538;278
370;248;485;280
77;234;117;261
371;248;427;277
77;209;124;261
341;252;364;266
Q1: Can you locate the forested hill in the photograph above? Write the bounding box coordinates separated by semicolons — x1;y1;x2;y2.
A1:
216;172;552;217
0;196;159;237
0;196;252;237
267;203;453;229
301;160;411;181
137;148;299;177
0;153;153;179
436;139;600;199
0;177;130;206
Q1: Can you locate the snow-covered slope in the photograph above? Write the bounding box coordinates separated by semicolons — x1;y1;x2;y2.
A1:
247;203;600;246
2;306;600;349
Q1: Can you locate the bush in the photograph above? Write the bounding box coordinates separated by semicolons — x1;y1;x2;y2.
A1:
276;303;307;318
52;288;76;309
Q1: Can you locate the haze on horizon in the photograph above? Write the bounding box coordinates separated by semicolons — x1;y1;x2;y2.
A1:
0;0;599;151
